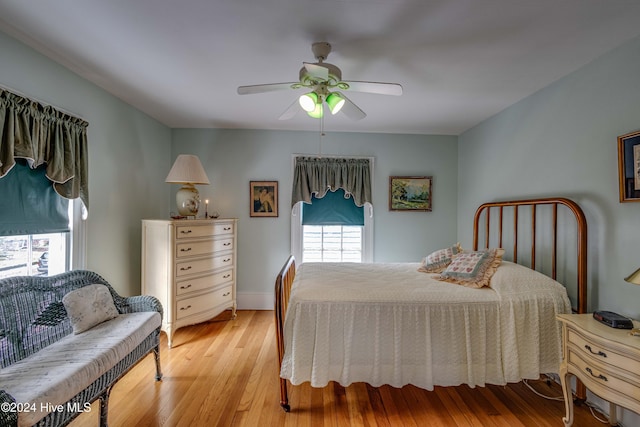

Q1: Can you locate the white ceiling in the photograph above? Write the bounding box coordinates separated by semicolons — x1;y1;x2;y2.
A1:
1;0;640;135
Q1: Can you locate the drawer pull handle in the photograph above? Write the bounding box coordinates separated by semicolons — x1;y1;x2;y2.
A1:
180;230;192;234
223;258;231;263
180;247;192;252
180;266;192;271
223;274;231;279
223;292;230;297
584;345;607;357
224;227;231;231
180;305;192;311
180;284;192;289
585;367;607;382
223;242;231;246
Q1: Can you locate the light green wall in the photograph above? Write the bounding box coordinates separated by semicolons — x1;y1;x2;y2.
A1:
0;32;172;296
171;129;458;294
458;34;640;425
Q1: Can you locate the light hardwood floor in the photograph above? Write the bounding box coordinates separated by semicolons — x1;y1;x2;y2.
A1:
69;310;607;427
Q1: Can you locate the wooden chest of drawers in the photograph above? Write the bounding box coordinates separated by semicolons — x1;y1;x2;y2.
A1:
142;218;238;347
557;313;640;426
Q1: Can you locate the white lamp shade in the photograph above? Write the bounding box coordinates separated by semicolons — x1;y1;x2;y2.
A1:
165;154;210;184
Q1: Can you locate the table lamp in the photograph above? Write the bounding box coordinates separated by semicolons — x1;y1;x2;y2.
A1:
624;268;640;285
165;154;210;217
624;268;640;336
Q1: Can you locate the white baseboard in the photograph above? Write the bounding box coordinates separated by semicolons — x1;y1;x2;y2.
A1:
237;292;273;310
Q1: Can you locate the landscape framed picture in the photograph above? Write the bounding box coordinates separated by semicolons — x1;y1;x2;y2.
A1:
618;130;640;202
389;176;432;211
250;181;278;217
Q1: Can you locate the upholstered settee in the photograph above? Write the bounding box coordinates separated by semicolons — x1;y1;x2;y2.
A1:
0;270;163;427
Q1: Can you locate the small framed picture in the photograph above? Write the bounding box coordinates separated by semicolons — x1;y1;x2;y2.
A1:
617;130;640;202
250;181;278;217
389;176;432;211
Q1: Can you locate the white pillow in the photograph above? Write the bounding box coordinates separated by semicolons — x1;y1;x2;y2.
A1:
62;284;119;334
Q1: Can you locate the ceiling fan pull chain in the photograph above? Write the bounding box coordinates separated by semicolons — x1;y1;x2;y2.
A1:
318;110;324;157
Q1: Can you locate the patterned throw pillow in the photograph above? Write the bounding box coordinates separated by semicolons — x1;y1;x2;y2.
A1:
62;284;119;334
418;243;463;273
435;248;505;288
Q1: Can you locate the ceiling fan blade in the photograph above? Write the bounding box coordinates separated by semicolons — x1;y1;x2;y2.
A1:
303;62;329;81
237;82;297;95
338;93;366;121
278;99;300;120
341;81;403;96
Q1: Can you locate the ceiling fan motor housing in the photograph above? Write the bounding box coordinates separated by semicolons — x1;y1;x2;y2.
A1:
299;63;342;85
298;42;343;85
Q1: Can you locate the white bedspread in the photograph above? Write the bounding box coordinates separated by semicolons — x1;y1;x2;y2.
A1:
280;261;571;390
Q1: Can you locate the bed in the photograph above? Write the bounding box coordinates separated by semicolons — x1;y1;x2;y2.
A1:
274;197;588;411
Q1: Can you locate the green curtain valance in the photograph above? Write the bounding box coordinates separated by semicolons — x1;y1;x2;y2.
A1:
292;156;372;208
0;89;89;210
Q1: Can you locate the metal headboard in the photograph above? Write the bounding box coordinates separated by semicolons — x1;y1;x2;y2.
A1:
472;197;587;314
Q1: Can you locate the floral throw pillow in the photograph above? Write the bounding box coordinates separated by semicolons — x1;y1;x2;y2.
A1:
418;243;463;273
435;248;505;288
62;284;119;334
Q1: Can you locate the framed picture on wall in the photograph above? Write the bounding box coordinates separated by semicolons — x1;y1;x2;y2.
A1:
617;130;640;202
250;181;278;217
389;176;432;211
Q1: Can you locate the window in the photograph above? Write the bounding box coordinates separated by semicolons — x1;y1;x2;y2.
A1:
302;225;363;262
0;160;85;279
0;201;80;279
300;188;365;262
291;155;374;263
0;233;67;279
0;89;89;279
293;202;373;263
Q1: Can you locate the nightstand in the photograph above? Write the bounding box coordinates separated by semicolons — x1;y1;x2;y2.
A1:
557;313;640;427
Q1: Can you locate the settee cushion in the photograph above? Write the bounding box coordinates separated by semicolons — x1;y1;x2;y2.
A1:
0;311;161;427
62;284;120;334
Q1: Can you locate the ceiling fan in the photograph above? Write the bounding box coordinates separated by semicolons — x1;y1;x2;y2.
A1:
237;42;403;121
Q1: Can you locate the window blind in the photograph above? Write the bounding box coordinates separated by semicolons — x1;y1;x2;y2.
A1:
0;159;69;236
302;188;364;226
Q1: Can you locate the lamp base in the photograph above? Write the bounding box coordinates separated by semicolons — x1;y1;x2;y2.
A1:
175;184;200;216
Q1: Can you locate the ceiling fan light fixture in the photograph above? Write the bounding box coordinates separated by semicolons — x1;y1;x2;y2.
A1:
299;92;319;112
307;103;323;119
326;92;345;115
237;42;403;122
